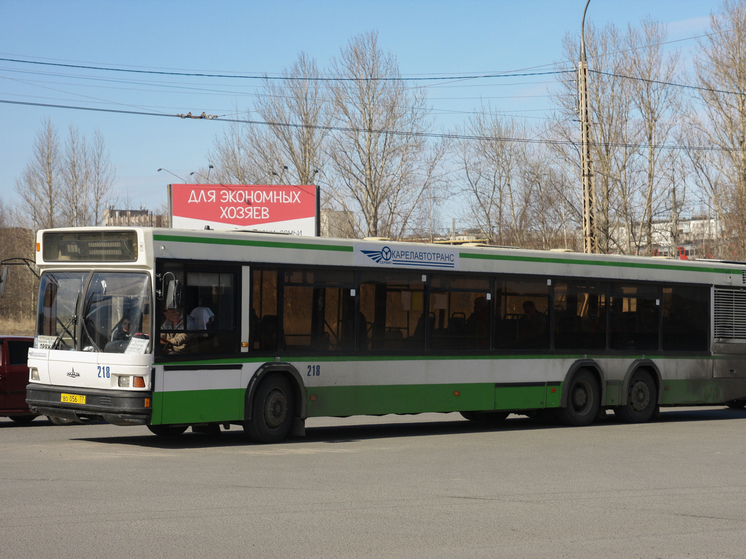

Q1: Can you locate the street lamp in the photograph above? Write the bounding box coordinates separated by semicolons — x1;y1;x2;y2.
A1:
157;168;186;182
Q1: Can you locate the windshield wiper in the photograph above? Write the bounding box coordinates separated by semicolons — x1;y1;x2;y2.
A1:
81;317;102;352
52;291;80;350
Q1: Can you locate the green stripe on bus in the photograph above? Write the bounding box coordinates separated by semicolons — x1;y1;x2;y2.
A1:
460;251;737;275
306;383;497;417
159;352;717;367
149;377;736;426
304;382;561;418
153;233;353;253
152;388;244;425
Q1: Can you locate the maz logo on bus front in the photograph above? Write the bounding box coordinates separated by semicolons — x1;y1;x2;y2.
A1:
356;244;459;270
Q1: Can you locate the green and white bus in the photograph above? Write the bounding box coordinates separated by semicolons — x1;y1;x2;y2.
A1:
25;226;746;442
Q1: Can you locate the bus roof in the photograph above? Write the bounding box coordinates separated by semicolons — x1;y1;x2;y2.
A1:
36;226;746;287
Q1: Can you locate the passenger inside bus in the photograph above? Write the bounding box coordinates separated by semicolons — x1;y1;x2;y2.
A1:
160;308;197;354
517;300;547;343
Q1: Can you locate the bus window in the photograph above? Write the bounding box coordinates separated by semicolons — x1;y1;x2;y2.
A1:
360;271;425;351
610;284;659;350
554;280;606;350
252;268;278;351
156;262;238;356
36;272;88;350
495;277;550;350
430;274;491;350
662;285;709;351
282;268;355;352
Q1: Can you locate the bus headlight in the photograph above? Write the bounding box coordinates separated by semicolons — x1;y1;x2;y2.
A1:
30;368;39;381
118;376;146;388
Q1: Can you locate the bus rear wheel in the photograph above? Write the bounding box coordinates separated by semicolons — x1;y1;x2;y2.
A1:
245;374;295;444
555;369;600;427
615;370;657;423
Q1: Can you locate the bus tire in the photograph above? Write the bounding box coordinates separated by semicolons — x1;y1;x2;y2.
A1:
460;411;509;422
245;374;295;444
615;370;657;423
148;424;188;436
726;399;746;410
555;369;600;427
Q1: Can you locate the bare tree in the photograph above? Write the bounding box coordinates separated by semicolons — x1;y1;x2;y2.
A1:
14;118;61;230
88;129;117;225
691;0;746;258
254;53;331;186
626;18;684;255
15;120;116;229
457;111;524;245
209;117;262;184
326;31;445;239
551;23;654;254
210;53;330;189
61;125;91;227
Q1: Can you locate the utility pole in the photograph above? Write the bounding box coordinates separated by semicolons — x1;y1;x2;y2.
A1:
579;0;597;254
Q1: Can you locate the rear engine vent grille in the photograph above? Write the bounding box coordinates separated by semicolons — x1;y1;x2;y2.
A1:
714;288;746;341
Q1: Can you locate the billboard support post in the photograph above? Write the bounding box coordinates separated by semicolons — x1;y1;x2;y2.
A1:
315;185;320;237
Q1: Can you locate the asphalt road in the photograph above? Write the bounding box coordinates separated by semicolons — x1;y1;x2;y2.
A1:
2;408;746;559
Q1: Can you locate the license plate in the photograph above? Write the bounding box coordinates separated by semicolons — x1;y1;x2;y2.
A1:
61;393;86;404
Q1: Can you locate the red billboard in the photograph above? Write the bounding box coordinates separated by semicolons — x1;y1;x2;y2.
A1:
169;184;317;236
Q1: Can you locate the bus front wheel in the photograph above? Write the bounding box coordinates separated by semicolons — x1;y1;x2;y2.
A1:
555;369;600;427
615;370;657;423
245;374;295;444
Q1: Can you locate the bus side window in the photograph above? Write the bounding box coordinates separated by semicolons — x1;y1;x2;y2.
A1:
252;268;279;351
156;266;238;356
662;286;708;351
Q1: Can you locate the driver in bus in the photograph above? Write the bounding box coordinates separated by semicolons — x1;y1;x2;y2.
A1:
160;308;197;354
111;317;132;341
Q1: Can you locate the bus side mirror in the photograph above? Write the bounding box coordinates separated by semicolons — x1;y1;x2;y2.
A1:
166;279;182;310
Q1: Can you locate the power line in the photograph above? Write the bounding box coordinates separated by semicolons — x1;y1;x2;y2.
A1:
590;69;744;97
0;56;571;82
0;97;728;153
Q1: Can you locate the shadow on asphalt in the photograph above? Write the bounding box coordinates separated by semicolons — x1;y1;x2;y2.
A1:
43;405;746;450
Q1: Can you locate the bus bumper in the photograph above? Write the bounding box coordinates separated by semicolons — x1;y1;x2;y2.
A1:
26;384;152;426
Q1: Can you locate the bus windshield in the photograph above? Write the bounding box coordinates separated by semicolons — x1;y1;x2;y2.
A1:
36;271;152;354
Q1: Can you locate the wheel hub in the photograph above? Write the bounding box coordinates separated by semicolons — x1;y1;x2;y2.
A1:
629;380;650;412
264;389;288;428
572;385;588;410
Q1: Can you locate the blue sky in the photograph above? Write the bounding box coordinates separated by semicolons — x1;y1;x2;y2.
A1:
0;0;717;217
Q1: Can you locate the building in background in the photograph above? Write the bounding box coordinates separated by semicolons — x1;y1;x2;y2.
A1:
104;208;169;228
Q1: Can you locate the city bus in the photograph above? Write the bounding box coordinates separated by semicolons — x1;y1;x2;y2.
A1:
25;226;746;442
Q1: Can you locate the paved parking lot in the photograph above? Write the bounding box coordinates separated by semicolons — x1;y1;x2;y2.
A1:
2;408;746;559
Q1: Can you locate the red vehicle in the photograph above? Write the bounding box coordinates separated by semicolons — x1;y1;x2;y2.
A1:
0;336;36;423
